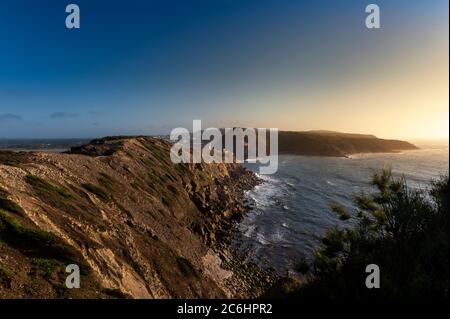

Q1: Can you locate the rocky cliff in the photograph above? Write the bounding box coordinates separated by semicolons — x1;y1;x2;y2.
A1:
0;137;265;298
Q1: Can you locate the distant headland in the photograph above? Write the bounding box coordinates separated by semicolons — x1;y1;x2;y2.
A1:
276;130;418;157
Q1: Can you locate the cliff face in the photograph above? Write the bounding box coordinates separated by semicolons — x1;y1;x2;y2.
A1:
0;137;260;298
277;131;418;157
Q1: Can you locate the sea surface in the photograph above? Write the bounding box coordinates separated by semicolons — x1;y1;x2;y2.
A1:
0;138;90;152
234;140;449;275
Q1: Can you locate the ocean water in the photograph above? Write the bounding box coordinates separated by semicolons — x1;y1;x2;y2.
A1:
234;141;449;275
0;138;90;152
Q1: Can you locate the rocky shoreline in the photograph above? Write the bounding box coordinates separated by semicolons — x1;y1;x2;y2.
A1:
183;163;278;297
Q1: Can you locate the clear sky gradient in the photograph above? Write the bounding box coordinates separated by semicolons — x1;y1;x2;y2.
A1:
0;0;448;139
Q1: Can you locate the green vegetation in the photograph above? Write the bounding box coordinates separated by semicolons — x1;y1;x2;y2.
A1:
278;169;449;298
167;185;178;194
0;210;77;262
1;210;54;244
139;139;171;165
175;163;188;174
24;174;85;218
0;265;13;287
165;173;177;182
32;258;61;279
23;174;102;226
0;186;8;198
146;176;156;190
0;151;31;166
25;174;71;199
82;183;109;201
161;196;170;207
98;172;116;190
176;256;198;278
0;189;25;216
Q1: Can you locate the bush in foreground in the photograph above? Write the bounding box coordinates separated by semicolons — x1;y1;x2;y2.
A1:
271;169;449;298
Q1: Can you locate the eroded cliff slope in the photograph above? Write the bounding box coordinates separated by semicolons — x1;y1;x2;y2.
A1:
0;137;261;298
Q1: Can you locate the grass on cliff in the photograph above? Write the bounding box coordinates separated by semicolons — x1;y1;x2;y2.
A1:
139;139;172;166
0;265;13;287
0;186;8;197
81;183;109;201
0;209;78;263
0;189;25;216
0;151;32;166
161;196;170;207
98;172;117;190
176;256;198;279
24;175;104;227
24;174;88;217
31;258;62;279
25;175;72;199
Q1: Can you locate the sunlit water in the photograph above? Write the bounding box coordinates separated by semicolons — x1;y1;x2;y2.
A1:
234;140;449;275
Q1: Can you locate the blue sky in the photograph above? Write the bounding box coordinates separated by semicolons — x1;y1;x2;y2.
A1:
0;0;448;138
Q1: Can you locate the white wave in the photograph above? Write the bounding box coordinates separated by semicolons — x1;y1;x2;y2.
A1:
271;229;284;242
256;232;269;245
242;224;256;238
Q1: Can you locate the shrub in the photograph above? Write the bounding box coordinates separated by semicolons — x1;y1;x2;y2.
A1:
0;198;24;216
176;256;198;278
0;210;77;262
25;175;71;198
275;169;449;298
0;265;13;287
32;258;61;279
161;196;170;207
98;172;116;190
82;183;109;201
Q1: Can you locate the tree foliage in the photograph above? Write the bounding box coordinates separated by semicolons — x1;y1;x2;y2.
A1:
285;169;449;298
